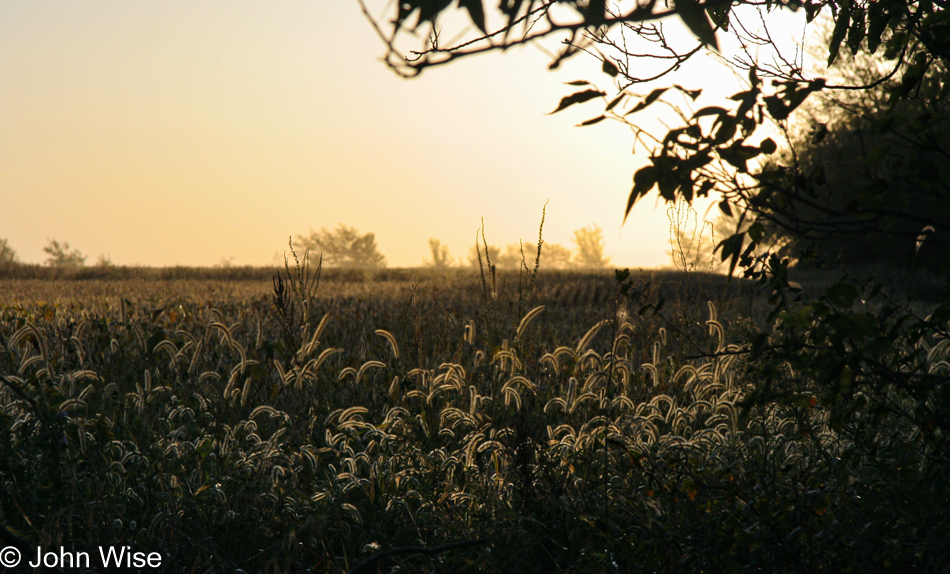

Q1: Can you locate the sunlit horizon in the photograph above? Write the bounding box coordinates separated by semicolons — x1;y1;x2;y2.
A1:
0;2;806;270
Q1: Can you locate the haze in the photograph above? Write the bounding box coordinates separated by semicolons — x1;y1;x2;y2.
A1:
0;1;804;268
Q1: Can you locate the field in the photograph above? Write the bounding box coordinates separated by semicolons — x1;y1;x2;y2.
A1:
1;264;947;573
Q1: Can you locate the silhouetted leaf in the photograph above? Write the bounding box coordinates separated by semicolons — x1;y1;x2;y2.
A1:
847;7;866;55
458;0;487;34
674;85;702;100
602;59;619;77
867;0;888;53
719;232;745;275
712;116;738;144
586;0;607;25
748;222;765;243
676;0;719;51
605;92;626;111
578;115;606;126
759;138;777;154
693;106;728;119
567;80;591;86
549;89;605;114
627;88;669;114
828;4;851;65
718;199;733;217
705;2;732;32
625;166;657;221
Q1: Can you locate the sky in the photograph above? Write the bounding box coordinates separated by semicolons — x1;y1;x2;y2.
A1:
0;1;808;268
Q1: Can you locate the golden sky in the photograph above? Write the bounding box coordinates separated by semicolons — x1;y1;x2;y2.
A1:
0;1;805;268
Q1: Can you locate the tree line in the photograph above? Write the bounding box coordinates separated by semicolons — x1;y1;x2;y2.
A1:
0;223;612;270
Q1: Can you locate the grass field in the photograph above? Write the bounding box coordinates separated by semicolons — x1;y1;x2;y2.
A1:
1;264;947;573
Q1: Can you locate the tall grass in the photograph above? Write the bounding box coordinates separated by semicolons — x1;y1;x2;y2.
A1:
0;260;946;572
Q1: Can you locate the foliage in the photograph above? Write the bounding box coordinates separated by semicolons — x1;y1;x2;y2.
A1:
42;239;86;268
356;4;950;570
751;45;950;271
572;224;610;268
297;225;386;270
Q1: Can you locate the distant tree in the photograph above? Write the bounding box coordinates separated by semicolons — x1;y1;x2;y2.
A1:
43;239;86;268
496;244;524;270
539;242;574;269
216;256;236;269
467;244;502;269
96;253;115;267
424;238;454;269
297;225;386;269
497;241;574;270
572;225;610;268
0;238;18;265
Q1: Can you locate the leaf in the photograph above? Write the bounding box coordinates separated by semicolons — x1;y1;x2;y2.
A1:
602;59;619;77
566;80;591;86
674;85;702;100
458;0;487;34
867;0;888;53
676;0;719;51
627;87;669;114
759;138;777;154
705;1;732;32
692;106;728;119
827;4;851;66
764;95;790;120
549;89;605;114
847;7;866;55
578;115;606;126
499;0;526;28
748;222;765;243
719;232;745;275
712;116;738;144
586;0;607;25
884;32;907;60
718;199;733;217
625;166;657;222
605;92;626;111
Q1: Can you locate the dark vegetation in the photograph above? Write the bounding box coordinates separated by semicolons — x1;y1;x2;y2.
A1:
3;0;950;571
1;259;948;572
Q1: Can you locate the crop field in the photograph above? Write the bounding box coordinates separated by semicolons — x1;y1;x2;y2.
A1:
1;264;947;573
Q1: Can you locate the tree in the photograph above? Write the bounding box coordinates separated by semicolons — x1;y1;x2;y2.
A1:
297;225;386;269
467;243;502;269
744;40;950;272
0;238;17;265
43;239;86;268
572;224;610;268
538;242;574;269
468;241;574;270
361;0;950;274
424;238;454;268
361;3;950;548
96;253;115;267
